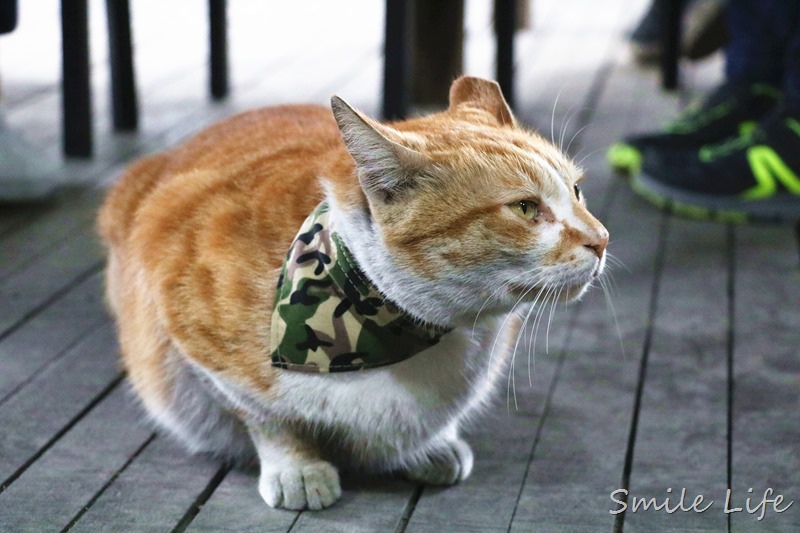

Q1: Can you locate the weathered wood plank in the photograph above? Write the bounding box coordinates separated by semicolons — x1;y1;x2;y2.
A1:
0;189;103;281
404;409;544;533
0;271;106;402
0;324;120;486
290;476;415;533
0;207;37;240
730;225;800;532
0;223;103;337
186;468;298;533
68;436;224;532
623;219;729;531
0;386;152;531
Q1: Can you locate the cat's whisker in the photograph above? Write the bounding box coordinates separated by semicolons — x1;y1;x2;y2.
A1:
522;277;556;386
507;274;557;409
475;290;521;362
604;252;629;272
601;268;620;296
505;282;545;413
544;282;565;354
487;278;536;374
565;123;591;157
528;284;551;351
599;275;627;359
471;268;542;340
537;275;566;354
529;281;557;360
558;102;578;153
507;337;519;412
600;255;624;298
560;105;590;154
550;88;564;146
544;289;557;355
489;270;542;402
510;280;552;388
526;291;550;383
574;145;609;168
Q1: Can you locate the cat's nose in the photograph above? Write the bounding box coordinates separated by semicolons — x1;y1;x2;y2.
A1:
584;228;608;258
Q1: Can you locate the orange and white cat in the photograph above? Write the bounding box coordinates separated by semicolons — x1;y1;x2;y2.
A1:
98;76;608;510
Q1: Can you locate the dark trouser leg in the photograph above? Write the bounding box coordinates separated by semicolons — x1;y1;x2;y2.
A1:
725;0;800;86
782;16;800;114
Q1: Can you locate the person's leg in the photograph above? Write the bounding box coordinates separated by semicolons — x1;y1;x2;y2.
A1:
629;2;800;223
608;0;795;178
782;14;800;114
725;0;799;87
629;0;667;63
629;0;728;64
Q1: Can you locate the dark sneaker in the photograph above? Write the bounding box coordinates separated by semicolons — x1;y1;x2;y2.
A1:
608;83;782;177
630;109;800;223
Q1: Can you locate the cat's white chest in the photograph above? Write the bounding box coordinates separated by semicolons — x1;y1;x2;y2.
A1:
272;316;511;468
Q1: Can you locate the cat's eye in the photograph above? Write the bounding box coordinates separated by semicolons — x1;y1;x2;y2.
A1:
573;184;582;200
509;200;538;221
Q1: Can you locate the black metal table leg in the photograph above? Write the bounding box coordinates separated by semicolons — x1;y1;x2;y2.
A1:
382;0;410;120
495;0;516;108
61;0;92;157
106;0;138;131
0;0;17;34
661;0;684;90
209;0;228;100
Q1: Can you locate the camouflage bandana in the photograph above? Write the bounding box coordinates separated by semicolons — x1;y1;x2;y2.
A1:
270;202;450;373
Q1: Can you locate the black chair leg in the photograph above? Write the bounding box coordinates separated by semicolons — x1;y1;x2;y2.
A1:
61;0;92;158
106;0;138;131
494;0;516;108
661;0;684;90
0;0;18;34
209;0;228;100
382;0;410;120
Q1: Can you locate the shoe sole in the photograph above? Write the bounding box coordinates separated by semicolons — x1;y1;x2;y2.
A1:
631;171;800;224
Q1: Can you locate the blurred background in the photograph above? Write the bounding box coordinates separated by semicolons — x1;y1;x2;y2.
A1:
0;0;724;185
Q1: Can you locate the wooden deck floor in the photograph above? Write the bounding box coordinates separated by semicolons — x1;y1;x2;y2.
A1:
1;1;798;531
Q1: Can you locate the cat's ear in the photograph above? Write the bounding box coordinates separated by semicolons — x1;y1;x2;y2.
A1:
448;76;516;127
331;96;429;201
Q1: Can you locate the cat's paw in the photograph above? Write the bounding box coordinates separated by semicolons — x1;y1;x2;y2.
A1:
258;461;342;510
405;438;474;485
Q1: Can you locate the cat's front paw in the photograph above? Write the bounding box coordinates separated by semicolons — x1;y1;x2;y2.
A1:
405;438;474;486
258;461;342;510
